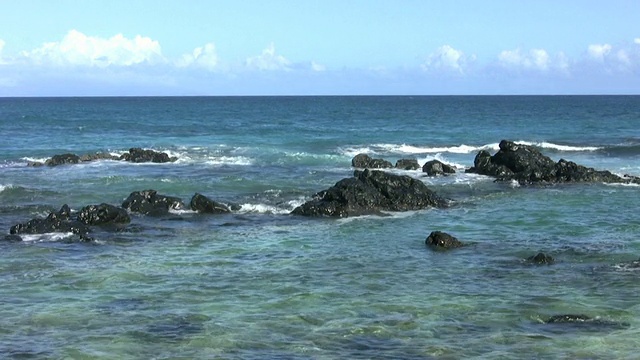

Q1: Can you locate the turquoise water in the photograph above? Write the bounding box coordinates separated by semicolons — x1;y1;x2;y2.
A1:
1;96;640;358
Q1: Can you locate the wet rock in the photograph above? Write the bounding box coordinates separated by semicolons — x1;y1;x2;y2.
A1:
468;140;627;185
9;204;93;241
395;159;420;170
77;203;131;225
3;234;23;242
45;153;80;167
122;190;185;215
425;231;463;250
292;169;447;217
190;193;231;214
119;148;177;163
422;160;456;176
79;152;119;162
351;154;393;169
527;252;554;265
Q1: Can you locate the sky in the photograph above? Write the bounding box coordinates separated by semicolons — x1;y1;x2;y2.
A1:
0;0;639;96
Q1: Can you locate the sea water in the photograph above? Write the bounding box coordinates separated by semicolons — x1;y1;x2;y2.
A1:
1;96;640;358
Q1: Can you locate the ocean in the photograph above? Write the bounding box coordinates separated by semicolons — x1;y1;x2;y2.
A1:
1;95;639;359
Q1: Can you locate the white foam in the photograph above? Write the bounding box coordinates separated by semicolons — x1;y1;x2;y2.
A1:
237;203;291;215
514;140;600;152
604;182;640;188
22;157;49;164
0;183;13;192
168;208;197;215
20;232;75;242
205;156;253;166
340;140;600;157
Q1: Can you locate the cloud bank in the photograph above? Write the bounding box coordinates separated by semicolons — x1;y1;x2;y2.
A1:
0;30;639;95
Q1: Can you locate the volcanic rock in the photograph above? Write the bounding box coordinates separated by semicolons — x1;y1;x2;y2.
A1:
292;169;447;217
190;193;231;214
119;148;177;163
9;204;93;241
122;190;185;215
395;159;420;170
422;160;456;176
351;154;393;169
425;231;463;250
77;203;131;226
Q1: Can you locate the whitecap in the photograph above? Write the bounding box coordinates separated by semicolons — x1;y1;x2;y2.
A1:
205;156;253;166
20;232;75;242
0;183;13;192
168;208;198;215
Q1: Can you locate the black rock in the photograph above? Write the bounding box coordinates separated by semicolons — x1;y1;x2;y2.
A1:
425;231;463;250
45;153;80;167
3;234;23;242
468;140;627;185
527;252;554;265
9;204;93;241
395;159;420;170
422;160;456;176
351;154;393;169
119;148;177;163
79;153;119;162
122;190;185;215
292;169;447;217
190;193;231;214
77;203;131;225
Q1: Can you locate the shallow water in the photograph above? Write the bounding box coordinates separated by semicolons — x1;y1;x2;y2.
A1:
1;96;640;358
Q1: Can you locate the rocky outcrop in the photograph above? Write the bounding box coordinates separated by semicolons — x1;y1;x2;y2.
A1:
77;203;131;225
395;159;420;170
9;204;93;241
468;140;632;184
291;169;447;217
422;160;456;176
351;154;392;169
190;193;231;214
122;190;185;215
119;148;177;163
46;153;81;166
425;231;463;250
527;252;554;265
28;148;176;167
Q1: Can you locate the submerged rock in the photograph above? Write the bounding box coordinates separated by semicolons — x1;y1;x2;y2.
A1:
190;193;231;214
351;154;393;169
425;231;463;250
527;252;555;265
9;204;93;241
422;160;456;176
122;190;185;215
395;159;420;170
467;140;629;184
292;169;447;217
119;148;177;163
543;314;630;332
77;203;131;226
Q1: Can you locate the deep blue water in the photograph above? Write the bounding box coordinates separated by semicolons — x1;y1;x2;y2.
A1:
1;96;640;358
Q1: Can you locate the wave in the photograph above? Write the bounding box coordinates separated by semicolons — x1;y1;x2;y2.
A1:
0;183;14;193
237;197;307;215
20;232;75;242
340;140;601;157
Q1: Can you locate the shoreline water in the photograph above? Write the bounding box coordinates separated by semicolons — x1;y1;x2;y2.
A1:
1;96;639;358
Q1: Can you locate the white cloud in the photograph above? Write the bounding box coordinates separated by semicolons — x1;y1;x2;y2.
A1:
311;61;326;72
245;43;291;71
498;48;552;71
423;45;473;74
587;43;612;62
634;38;640;45
21;30;163;67
178;42;218;71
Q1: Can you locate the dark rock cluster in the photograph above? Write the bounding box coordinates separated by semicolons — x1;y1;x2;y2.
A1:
292;169;447;217
467;140;637;185
6;191;231;242
29;148;177;167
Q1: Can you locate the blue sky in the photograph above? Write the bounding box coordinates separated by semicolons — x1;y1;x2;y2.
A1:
0;0;639;96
